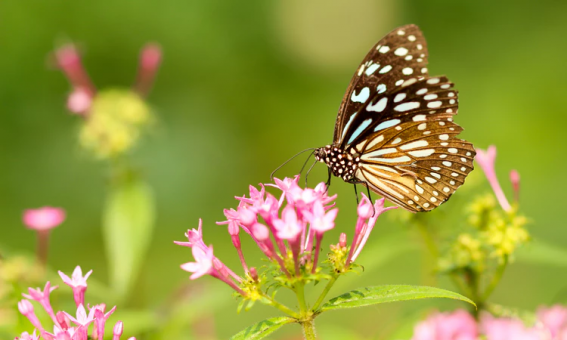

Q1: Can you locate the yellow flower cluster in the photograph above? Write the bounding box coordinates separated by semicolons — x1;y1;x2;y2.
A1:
79;89;152;159
439;194;529;272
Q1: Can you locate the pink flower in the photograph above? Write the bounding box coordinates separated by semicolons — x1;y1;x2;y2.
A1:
92;304;116;340
23;207;66;231
306;201;338;235
475;146;512;212
58;266;92;307
412;309;478;340
174;220;208;251
537;305;567;338
347;196;396;265
63;304;95;328
273;206;302;241
181;244;215;280
480;313;550;340
15;330;40;340
22;282;58;323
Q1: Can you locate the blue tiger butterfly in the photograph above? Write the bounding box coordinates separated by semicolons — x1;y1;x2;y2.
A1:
313;24;475;212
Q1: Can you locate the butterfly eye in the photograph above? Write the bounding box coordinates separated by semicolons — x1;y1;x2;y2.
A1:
315;149;327;160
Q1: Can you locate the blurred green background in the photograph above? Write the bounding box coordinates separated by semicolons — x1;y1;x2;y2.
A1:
1;0;567;339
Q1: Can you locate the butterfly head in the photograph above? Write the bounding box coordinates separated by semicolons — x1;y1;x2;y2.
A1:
314;145;360;181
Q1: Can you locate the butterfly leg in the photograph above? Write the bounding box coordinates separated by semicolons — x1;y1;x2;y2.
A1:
324;168;332;193
349;180;376;216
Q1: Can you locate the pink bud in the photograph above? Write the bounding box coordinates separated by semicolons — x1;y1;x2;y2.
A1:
56;311;70;329
113;321;123;340
18;299;34;315
238;207;257;227
67;87;93;115
251;223;270;241
18;300;44;332
357;196;373;219
339;233;347;248
249;267;259;282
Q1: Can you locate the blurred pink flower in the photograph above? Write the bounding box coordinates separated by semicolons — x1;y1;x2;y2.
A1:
510;169;521;202
63;304;95;328
15;330;39;340
537;305;567;338
58;266;92;307
480;313;550;340
273;206;302;241
135;43;162;97
412;309;478;340
67;87;93;115
475;146;512;212
23;207;66;231
112;321;123;340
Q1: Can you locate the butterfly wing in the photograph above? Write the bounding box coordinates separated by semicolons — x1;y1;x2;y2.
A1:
333;24;429;146
331;25;475;212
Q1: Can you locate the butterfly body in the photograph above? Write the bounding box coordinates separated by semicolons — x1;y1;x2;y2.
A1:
315;24;475;213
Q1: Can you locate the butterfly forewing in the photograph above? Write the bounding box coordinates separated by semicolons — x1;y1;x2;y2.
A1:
324;24;475;213
334;24;430;146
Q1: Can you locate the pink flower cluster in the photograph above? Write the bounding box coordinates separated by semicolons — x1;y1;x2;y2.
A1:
16;266;134;340
412;307;567;340
175;176;396;294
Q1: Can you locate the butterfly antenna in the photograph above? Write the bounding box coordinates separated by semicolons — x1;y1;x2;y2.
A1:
299;149;317;175
304;159;318;187
270;147;316;181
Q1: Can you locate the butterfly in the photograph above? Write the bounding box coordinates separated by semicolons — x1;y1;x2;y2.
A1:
313;24;475;213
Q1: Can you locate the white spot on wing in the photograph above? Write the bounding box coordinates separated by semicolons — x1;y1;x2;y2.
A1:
394;102;420;112
367;97;388;112
379;46;390;53
394;47;408;56
402;67;413;75
365;63;380;76
408;149;435;157
400;140;428;150
351;87;370;103
412;114;426;121
377;84;387;93
394;93;406;103
379;65;393;74
374;119;400;131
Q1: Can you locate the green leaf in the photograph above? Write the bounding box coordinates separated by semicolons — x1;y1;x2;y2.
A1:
102;172;156;302
230;317;295;340
320;285;475;312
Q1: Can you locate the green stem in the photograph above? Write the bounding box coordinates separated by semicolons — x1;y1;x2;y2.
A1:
295;282;308;313
262;293;300;318
312;275;338;312
481;255;508;302
301;319;317;340
449;272;473;298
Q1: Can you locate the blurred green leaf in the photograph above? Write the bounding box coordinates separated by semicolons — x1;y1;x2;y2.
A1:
320;285;475;312
230;317;295;340
516;240;567;267
102;172;155;302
